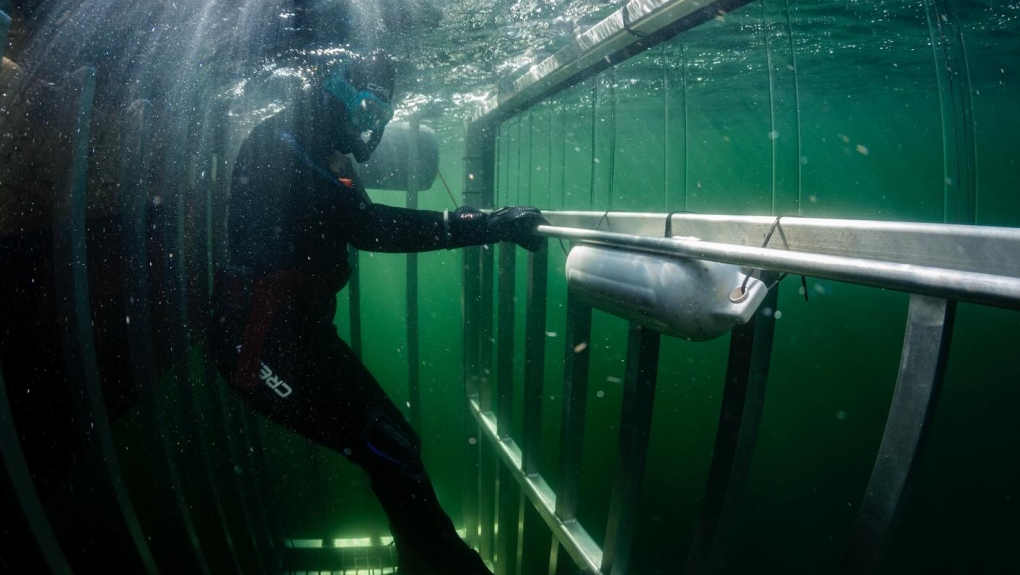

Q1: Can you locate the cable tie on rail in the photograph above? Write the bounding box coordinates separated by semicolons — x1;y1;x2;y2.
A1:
664;210;697;238
594;210;613;230
436;168;459;208
737;215;810;302
622;8;649;38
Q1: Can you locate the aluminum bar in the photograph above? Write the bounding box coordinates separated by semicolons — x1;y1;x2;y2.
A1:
537;225;1020;310
541;212;1020;279
470;400;604;574
52;66;159;574
495;243;520;575
0;10;72;575
406;119;421;431
474;0;752;124
557;293;593;523
121;99;210;574
477;241;498;564
837;295;956;574
685;287;778;575
602;323;660;575
497;243;517;439
348;246;363;356
518;242;552;574
462;244;482;548
0;362;73;574
522;243;549;475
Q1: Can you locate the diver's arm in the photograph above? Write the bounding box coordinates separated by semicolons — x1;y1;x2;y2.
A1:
349;202;450;253
331;155;547;253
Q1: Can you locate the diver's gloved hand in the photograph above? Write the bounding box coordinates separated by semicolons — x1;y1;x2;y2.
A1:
446;205;548;252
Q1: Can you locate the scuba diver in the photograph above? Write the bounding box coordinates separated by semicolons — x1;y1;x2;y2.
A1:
208;47;545;575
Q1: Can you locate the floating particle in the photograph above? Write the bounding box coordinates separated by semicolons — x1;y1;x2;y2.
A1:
468;437;477;445
574;341;588;353
125;315;131;325
840;134;850;144
774;310;783;319
606;376;622;384
768;130;780;140
809;195;818;203
545;331;558;338
856;144;869;156
596;390;605;399
836;410;847;421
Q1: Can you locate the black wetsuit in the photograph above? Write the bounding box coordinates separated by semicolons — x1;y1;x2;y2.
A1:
208;113;490;575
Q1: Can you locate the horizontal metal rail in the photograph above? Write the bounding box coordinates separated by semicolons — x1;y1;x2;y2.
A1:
472;0;751;123
537;224;1020;311
468;399;604;574
543;212;1020;279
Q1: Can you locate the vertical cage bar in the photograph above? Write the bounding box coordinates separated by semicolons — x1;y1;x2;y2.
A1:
462;244;482;548
120;99;210;574
161;89;272;574
203;377;268;575
0;10;72;575
406;119;422;431
556;291;593;522
496;243;516;439
239;408;284;572
199;105;250;575
923;0;976;225
478;243;497;564
196;177;248;570
517;497;553;575
602;323;660;575
522;242;548;476
495;242;519;575
837;295;956;575
497;466;521;575
479;429;498;564
465;119;498;565
0;363;73;574
761;0;803;216
51;67;159;574
685;286;778;575
220;394;272;575
518;242;551;575
479;242;495;413
348;246;363;356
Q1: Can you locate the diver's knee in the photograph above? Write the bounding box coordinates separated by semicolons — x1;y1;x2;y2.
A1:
352;407;424;477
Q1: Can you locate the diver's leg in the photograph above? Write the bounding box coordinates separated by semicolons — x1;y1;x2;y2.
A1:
209;306;490;575
316;340;491;575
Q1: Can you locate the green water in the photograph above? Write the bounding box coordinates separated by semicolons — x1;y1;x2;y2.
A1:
261;1;1020;572
2;0;1019;573
486;2;1020;574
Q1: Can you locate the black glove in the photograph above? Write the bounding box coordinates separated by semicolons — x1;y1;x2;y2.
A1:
447;205;548;252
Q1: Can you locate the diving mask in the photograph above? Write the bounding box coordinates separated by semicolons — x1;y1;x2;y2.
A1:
323;73;394;134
